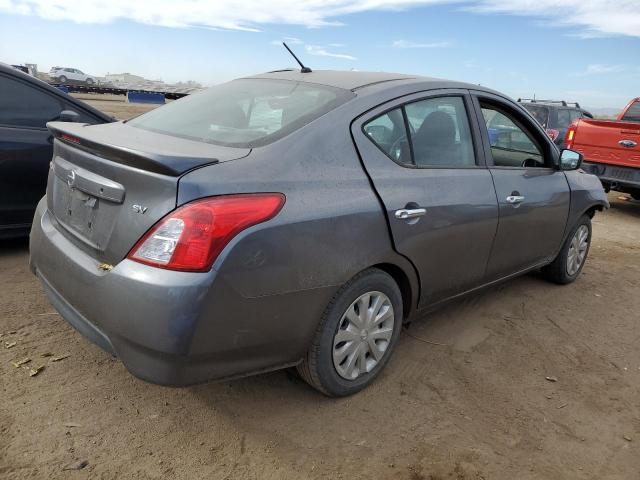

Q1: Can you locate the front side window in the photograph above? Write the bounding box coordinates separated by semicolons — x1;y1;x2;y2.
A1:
482;104;545;168
128;79;353;147
363;96;476;168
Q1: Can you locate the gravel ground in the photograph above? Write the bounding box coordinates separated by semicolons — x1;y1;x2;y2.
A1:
1;96;639;479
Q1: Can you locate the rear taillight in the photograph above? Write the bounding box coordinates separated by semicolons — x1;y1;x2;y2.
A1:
128;193;285;272
545;128;560;142
564;121;578;149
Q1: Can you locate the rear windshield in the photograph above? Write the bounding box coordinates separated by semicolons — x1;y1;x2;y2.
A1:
128;79;353;147
621;101;640;122
522;104;549;128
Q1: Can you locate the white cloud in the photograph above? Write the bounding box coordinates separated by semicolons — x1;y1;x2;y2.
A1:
305;45;356;60
466;1;640;38
392;39;451;48
270;36;303;46
0;0;638;38
571;64;628;76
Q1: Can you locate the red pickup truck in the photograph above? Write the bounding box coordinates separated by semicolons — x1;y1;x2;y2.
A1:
565;98;640;199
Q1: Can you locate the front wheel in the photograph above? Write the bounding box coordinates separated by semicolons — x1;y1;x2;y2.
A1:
297;268;403;397
58;75;67;84
542;215;592;284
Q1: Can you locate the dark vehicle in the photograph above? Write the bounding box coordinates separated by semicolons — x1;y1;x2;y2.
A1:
0;63;111;238
30;70;608;397
518;99;593;147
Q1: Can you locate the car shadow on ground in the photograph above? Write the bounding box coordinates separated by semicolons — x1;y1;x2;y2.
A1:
609;195;640;218
186;270;550;408
0;237;29;257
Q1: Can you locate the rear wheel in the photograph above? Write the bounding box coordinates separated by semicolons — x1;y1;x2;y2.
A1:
297;268;403;397
58;75;67;84
542;215;592;284
86;78;94;85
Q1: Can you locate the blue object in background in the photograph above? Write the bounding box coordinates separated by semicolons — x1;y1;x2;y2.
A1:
127;91;165;104
55;85;69;94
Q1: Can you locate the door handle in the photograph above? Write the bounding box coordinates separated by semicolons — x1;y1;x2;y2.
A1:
506;195;525;204
395;208;427;219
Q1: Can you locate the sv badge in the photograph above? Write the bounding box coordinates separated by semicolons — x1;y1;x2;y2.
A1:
132;204;148;214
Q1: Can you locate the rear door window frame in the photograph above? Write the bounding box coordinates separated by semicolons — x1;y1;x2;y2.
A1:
358;89;486;169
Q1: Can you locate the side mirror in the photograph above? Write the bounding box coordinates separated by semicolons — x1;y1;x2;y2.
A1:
59;110;80;122
559;149;583;171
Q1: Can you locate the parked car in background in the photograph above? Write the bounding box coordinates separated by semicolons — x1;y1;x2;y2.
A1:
518;99;593;147
30;70;608;397
49;67;97;85
565;97;640;199
0;62;111;238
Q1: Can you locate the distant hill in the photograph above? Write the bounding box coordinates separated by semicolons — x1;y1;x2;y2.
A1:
584;107;621;120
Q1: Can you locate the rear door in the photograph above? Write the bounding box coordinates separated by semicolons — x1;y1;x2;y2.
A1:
351;90;499;307
470;91;570;280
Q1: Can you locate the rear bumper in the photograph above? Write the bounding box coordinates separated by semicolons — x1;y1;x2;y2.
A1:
30;200;335;386
582;161;640;189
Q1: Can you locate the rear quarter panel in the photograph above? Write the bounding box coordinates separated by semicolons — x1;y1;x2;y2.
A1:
177;99;419;359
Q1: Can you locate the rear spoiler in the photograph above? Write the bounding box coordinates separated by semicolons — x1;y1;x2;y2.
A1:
48;122;219;176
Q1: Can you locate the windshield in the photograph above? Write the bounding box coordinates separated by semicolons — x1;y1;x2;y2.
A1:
522;105;549;128
128;79;354;147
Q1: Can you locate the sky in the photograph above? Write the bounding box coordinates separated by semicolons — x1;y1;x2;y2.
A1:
0;0;639;109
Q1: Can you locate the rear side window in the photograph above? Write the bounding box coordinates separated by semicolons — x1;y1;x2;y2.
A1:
522;105;549;128
363;107;412;165
569;110;583;122
363;96;476;168
0;75;68;128
557;109;572;128
405;97;475;167
128;79;354;147
621;101;640;122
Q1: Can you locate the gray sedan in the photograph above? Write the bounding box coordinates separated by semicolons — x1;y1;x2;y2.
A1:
29;70;608;396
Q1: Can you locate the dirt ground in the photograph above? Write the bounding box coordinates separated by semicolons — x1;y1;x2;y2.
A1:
71;93;161;120
1;97;640;479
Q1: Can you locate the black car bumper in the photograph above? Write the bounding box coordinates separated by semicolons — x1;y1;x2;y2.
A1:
582;161;640;190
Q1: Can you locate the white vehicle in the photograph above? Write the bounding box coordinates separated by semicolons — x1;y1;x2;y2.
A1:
49;67;96;85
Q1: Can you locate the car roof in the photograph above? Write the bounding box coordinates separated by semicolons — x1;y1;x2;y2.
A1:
0;62;111;122
247;69;425;91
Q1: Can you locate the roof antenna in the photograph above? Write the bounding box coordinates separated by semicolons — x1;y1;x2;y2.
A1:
282;42;312;73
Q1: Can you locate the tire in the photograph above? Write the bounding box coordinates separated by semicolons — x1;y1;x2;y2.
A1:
542;214;592;285
58;75;67;84
297;268;403;397
86;78;94;85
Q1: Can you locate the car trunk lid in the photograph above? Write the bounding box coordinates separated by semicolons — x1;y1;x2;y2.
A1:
46;121;250;264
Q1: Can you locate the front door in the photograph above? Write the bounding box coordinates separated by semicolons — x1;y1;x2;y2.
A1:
351;90;499;307
471;92;570;279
